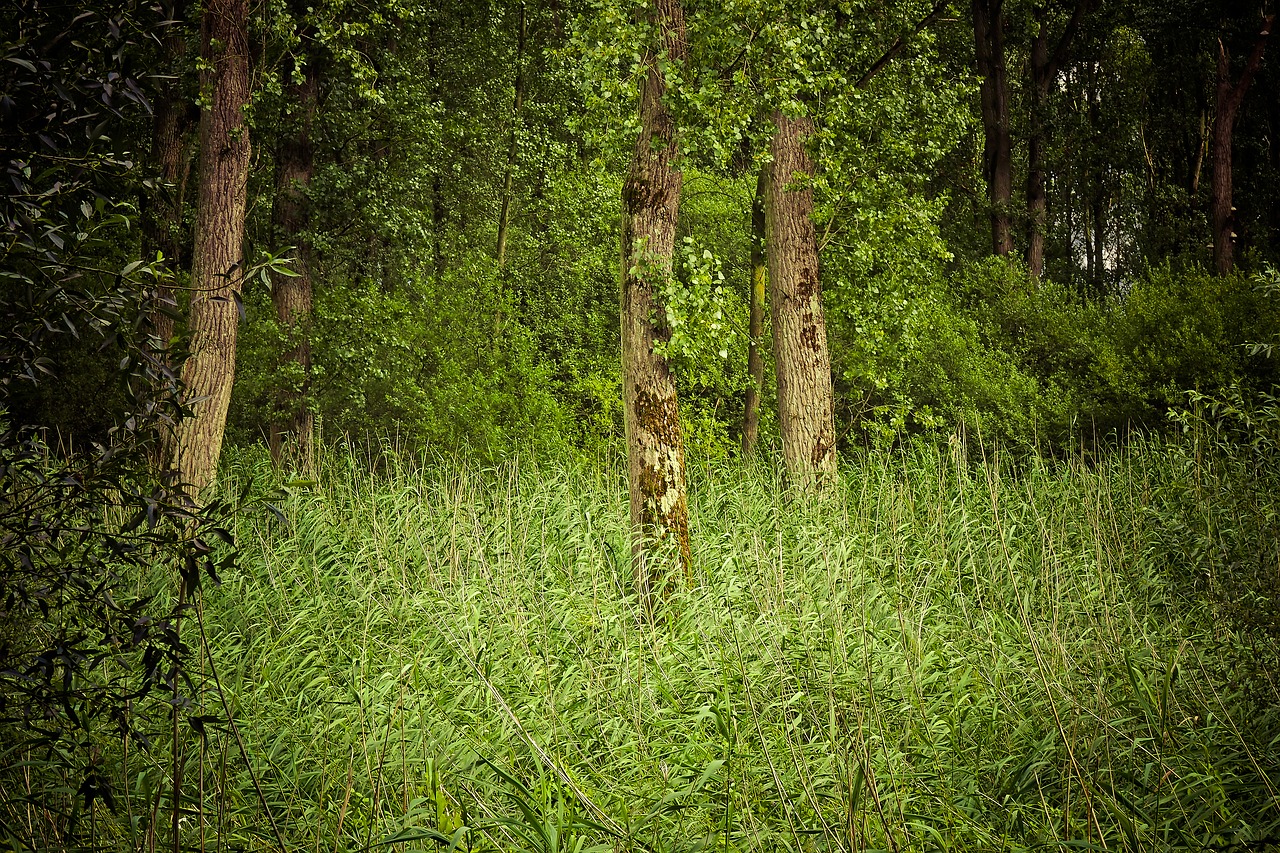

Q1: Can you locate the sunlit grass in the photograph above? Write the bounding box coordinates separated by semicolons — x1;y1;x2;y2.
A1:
192;442;1280;852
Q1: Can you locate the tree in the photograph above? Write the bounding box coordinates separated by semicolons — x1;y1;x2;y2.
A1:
496;0;528;272
170;0;252;493
1211;12;1274;276
269;52;320;474
764;111;837;485
1025;0;1091;279
974;0;1015;257
620;0;692;604
741;169;767;456
141;4;197;348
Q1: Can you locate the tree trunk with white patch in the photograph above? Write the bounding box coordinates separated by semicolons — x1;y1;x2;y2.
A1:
620;0;691;607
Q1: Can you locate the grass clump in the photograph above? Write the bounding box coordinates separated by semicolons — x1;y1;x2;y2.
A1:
187;443;1280;853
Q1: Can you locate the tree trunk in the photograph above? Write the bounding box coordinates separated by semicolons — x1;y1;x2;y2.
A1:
495;1;526;271
170;0;251;494
268;58;318;475
1025;88;1047;278
974;0;1013;256
620;0;691;607
142;16;196;348
1212;16;1274;276
765;112;837;488
741;168;766;457
1025;1;1087;279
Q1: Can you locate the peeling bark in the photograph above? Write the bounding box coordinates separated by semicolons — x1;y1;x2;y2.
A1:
170;0;251;494
621;0;691;607
765;112;837;488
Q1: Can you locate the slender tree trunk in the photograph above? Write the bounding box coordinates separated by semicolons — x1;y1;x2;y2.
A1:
1091;187;1105;291
741;169;767;457
1025;90;1047;277
765;112;837;487
1025;0;1088;279
1191;109;1207;196
268;58;318;475
621;0;691;607
495;1;526;271
170;0;251;494
1212;16;1274;276
974;0;1013;256
142;15;196;348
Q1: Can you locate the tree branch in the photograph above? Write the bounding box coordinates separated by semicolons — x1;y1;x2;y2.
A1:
855;0;951;89
1222;14;1275;117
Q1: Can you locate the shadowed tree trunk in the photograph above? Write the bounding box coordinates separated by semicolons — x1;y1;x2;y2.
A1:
170;0;251;494
268;56;318;475
496;0;526;271
974;0;1014;256
620;0;691;608
1212;14;1273;276
1026;0;1089;279
142;10;196;348
765;112;836;488
741;168;767;457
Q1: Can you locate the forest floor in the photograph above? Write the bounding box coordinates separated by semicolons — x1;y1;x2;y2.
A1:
201;445;1280;852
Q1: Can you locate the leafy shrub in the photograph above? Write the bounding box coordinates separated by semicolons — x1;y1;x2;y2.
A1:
830;257;1280;452
1;8;240;846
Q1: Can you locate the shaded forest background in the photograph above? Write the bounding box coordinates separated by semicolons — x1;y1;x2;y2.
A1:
8;0;1280;462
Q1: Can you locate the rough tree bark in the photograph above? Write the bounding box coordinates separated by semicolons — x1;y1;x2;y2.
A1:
1212;14;1274;276
268;57;318;475
170;0;251;494
142;10;196;348
765;112;837;488
741;169;766;457
974;0;1014;257
1026;0;1089;279
620;0;691;606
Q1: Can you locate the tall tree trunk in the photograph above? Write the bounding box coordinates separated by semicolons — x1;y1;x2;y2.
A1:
621;0;691;607
495;0;526;271
741;168;767;457
1091;185;1105;292
974;0;1013;256
1025;0;1089;279
765;112;837;488
1212;15;1274;276
142;13;196;348
268;58;318;475
170;0;251;494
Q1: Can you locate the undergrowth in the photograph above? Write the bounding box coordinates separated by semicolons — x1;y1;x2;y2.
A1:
47;440;1280;852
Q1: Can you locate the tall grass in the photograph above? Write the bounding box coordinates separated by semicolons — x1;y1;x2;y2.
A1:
182;442;1279;852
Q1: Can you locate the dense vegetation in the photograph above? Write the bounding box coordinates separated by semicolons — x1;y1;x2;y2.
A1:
3;0;1280;849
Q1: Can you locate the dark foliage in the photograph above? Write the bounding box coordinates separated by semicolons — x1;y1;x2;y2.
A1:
1;3;239;847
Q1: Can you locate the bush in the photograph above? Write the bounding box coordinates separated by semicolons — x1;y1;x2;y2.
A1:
1;7;241;846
